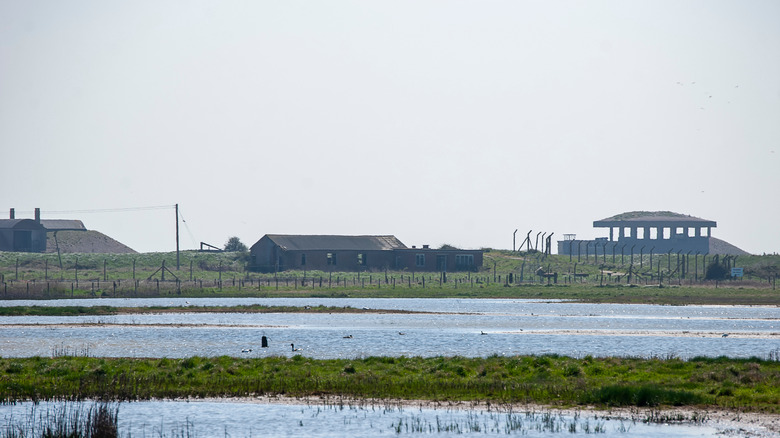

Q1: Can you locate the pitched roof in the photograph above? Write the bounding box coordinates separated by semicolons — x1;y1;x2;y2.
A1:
41;220;87;231
264;235;407;251
594;211;716;227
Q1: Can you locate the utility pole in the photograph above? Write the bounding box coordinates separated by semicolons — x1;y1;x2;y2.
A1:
175;203;180;270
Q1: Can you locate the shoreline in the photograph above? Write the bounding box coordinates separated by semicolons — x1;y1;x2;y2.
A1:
187;395;780;436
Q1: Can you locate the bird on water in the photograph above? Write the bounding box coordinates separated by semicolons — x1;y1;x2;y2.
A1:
291;343;302;351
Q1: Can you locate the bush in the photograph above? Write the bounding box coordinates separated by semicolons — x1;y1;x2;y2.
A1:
705;262;728;280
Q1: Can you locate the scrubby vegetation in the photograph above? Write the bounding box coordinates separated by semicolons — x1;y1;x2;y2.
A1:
1;355;779;413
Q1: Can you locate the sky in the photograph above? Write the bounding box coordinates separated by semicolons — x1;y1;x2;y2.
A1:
1;1;779;255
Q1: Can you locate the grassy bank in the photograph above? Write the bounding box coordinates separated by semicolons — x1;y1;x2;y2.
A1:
0;304;422;317
0;250;777;305
2;355;779;413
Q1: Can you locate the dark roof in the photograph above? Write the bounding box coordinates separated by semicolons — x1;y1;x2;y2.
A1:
264;235;407;251
0;219;45;230
594;211;716;228
41;219;87;231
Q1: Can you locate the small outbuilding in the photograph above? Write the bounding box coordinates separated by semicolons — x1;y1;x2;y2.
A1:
0;219;47;252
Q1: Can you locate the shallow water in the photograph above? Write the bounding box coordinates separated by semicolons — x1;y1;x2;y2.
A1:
0;400;725;437
0;298;777;359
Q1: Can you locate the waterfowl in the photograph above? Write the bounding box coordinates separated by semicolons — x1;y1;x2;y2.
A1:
398;332;406;336
291;343;302;352
241;348;252;353
343;335;353;339
480;331;487;335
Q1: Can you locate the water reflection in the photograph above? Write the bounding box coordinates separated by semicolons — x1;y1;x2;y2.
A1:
0;400;723;437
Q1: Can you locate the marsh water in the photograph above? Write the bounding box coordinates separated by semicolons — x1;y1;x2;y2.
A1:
1;298;778;436
0;298;777;359
0;400;729;437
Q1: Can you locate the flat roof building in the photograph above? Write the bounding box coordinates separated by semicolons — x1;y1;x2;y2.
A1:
558;211;748;256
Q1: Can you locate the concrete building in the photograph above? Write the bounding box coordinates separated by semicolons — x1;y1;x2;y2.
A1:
558;211;748;257
249;234;483;272
0;208;47;252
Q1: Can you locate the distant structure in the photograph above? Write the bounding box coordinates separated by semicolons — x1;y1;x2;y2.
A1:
249;234;483;272
0;208;135;254
0;208;47;252
557;211;748;257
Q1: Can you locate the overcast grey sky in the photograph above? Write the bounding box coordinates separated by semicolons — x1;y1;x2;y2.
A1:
2;1;779;254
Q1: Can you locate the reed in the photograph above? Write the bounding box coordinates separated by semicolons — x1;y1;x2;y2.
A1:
1;402;118;438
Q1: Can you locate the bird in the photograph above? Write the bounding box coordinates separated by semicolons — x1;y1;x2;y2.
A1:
398;332;406;335
343;335;353;339
480;331;487;335
291;343;302;351
721;333;729;338
241;348;252;353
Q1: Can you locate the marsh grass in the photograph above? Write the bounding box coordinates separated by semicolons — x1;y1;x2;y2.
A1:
1;402;118;438
1;355;778;413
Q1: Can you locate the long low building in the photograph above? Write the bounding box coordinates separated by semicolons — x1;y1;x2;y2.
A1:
249;234;483;272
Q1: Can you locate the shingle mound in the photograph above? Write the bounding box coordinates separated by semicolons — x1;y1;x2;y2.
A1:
45;230;137;254
708;237;749;256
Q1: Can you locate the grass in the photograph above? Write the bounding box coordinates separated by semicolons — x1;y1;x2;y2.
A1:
1;402;118;438
0;250;777;305
0;304;421;317
1;354;779;413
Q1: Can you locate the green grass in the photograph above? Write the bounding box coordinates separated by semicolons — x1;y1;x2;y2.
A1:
1;355;778;412
0;250;778;305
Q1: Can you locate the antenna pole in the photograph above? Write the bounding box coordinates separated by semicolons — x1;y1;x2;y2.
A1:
175;203;180;270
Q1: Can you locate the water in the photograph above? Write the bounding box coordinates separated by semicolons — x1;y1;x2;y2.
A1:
2;298;777;437
0;400;727;437
0;298;777;359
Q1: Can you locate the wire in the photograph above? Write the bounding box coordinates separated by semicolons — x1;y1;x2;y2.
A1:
178;208;199;248
16;205;174;215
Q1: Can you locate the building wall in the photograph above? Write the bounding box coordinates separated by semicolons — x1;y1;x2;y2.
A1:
249;237;483;272
557;236;710;256
0;220;47;252
392;249;483;272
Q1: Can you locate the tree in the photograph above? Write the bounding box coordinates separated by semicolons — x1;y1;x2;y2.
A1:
224;236;248;252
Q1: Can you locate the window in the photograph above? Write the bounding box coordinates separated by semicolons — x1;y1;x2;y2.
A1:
455;254;474;269
415;254;425;267
357;253;366;265
300;254;306;266
327;253;337;265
